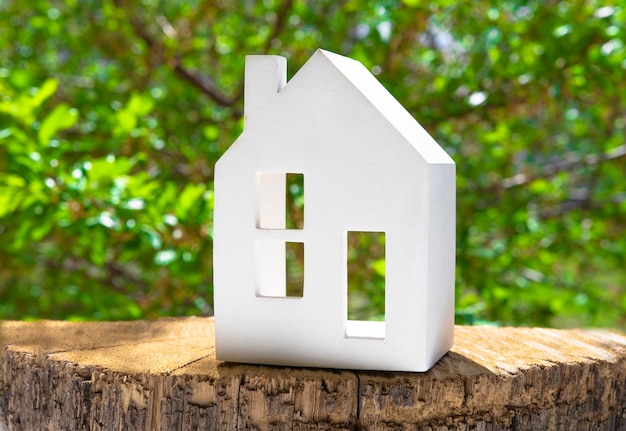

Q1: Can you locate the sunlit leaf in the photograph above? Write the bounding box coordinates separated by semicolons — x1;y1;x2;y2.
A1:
30;78;58;108
38;103;78;145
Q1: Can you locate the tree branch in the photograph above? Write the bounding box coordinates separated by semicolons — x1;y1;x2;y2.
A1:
46;255;148;302
263;0;295;53
113;0;241;113
539;189;626;219
502;144;626;189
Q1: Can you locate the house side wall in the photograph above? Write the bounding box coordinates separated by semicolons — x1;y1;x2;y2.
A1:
425;163;456;365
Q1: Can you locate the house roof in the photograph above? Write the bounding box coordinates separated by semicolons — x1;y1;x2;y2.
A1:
298;49;453;165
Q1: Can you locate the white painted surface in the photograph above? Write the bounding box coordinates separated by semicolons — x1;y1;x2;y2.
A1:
214;49;455;372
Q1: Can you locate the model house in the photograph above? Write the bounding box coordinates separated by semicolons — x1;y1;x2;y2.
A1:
214;49;455;372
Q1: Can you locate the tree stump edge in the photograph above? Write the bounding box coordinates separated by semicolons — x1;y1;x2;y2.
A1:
2;318;626;430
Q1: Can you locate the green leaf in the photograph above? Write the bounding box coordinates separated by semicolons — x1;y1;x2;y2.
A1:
127;92;154;116
140;225;162;249
175;183;206;220
90;228;107;266
371;259;386;277
113;93;154;136
1;174;26;188
529;179;551;194
114;109;137;136
38;103;78;145
88;156;134;184
0;190;20;217
30;218;54;241
30;78;58;108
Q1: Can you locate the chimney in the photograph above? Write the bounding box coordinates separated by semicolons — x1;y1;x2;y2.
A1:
244;55;287;122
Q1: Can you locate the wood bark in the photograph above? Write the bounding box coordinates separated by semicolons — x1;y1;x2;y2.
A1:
1;317;626;430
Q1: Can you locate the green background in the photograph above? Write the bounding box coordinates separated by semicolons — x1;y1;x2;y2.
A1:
1;0;625;328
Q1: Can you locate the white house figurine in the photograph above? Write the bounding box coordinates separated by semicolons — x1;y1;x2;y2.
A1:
214;49;455;372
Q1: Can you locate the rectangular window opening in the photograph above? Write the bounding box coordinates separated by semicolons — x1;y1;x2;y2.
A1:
286;241;304;297
256;172;304;229
286;173;304;229
256;240;304;298
346;231;385;339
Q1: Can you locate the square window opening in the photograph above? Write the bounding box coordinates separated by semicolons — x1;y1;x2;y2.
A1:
256;173;304;229
256;241;304;298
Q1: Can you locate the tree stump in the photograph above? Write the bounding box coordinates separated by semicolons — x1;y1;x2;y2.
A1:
1;317;625;430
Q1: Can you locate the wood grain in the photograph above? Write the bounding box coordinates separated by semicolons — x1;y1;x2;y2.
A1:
2;317;625;430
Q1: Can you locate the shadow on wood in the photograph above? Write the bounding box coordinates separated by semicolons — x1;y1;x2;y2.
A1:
2;317;625;430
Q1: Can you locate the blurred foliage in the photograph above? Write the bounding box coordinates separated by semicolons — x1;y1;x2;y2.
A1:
0;0;625;327
347;231;386;322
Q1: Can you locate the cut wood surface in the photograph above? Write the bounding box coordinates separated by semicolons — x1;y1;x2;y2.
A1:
1;317;626;430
